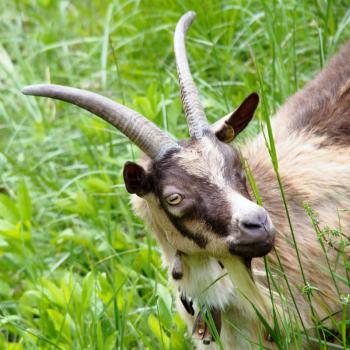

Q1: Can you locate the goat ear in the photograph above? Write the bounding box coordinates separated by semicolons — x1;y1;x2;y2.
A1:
213;93;259;143
123;162;151;196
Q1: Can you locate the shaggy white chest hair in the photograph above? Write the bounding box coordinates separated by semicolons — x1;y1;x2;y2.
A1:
175;255;235;309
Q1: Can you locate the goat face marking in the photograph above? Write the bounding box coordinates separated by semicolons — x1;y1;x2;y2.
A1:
124;133;276;258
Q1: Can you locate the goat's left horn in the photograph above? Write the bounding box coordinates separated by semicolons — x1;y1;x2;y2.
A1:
22;84;180;159
174;11;210;139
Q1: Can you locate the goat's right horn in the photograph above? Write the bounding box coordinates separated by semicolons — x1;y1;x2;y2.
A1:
174;11;210;139
22;84;180;159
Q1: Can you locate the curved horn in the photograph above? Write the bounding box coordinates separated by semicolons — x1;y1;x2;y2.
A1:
174;11;210;139
22;84;180;159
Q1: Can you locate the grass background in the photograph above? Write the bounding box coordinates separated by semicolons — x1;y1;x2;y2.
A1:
1;0;350;349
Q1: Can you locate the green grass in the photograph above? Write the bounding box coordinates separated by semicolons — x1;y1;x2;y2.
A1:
1;0;350;349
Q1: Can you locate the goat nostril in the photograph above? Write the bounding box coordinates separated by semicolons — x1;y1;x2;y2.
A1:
241;221;263;230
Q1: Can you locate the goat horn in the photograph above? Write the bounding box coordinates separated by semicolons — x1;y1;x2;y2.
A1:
22;84;180;159
174;11;210;139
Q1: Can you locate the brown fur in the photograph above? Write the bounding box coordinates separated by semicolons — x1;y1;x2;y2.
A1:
277;41;350;144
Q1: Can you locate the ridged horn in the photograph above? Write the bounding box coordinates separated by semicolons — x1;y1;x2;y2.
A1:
22;84;180;159
174;11;210;139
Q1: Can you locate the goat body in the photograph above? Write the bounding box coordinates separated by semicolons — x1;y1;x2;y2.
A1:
132;41;350;349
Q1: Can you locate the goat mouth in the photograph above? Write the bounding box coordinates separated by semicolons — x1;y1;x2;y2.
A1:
228;223;276;258
228;240;274;258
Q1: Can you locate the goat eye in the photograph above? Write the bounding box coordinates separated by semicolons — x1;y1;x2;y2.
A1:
166;193;183;205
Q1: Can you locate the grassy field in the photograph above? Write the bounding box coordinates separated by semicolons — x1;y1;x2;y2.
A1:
1;0;350;349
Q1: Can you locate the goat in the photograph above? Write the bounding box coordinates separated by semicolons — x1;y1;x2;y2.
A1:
22;11;350;349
